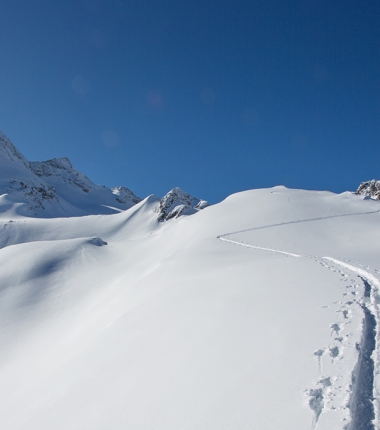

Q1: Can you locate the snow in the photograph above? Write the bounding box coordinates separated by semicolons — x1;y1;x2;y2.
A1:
0;131;141;217
1;131;379;429
0;181;379;429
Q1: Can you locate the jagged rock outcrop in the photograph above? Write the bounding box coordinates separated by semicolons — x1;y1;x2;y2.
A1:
155;187;209;221
355;180;380;200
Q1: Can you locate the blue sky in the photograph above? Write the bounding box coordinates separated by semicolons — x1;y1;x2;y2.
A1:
1;0;379;203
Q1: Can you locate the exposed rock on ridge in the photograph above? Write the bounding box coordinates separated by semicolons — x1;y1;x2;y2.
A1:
0;131;208;220
155;187;209;221
355;180;380;200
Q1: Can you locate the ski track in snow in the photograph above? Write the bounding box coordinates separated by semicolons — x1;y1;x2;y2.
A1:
218;236;302;257
217;208;380;430
217;208;380;261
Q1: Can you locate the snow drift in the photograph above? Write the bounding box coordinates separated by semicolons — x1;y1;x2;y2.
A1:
0;132;379;430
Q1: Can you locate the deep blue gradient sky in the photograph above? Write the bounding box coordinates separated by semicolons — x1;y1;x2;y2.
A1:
1;0;379;202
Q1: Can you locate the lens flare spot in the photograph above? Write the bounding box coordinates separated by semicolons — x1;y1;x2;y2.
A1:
201;88;215;105
147;90;164;108
71;76;90;95
102;130;119;148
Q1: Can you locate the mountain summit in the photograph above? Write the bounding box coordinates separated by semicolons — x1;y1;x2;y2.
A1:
0;131;143;217
155;187;209;221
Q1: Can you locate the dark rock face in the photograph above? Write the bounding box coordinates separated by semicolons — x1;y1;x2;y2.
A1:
155;187;209;222
355;180;380;200
8;179;60;212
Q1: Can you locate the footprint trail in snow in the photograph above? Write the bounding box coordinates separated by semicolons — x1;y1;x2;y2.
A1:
217;209;380;430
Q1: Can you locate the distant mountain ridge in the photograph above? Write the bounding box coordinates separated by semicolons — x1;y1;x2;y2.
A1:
0;131;142;217
0;131;208;220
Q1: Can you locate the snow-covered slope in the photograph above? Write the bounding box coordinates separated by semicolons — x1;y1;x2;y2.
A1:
0;185;379;430
0;131;141;217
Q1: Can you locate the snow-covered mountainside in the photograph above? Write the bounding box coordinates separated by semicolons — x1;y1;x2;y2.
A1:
0;131;207;221
0;131;141;217
30;157;94;193
0;183;379;430
111;186;142;205
356;179;380;200
1;132;380;429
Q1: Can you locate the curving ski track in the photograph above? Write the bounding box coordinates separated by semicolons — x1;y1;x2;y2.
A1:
218;236;302;257
218;208;380;257
217;208;380;430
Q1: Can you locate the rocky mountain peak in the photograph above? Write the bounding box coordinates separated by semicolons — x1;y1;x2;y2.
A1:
355;180;380;200
155;187;209;221
0;131;142;217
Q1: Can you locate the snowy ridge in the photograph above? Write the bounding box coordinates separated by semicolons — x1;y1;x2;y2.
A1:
0;131;29;167
111;186;141;205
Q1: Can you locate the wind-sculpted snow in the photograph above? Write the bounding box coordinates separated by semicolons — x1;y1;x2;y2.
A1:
0;183;380;429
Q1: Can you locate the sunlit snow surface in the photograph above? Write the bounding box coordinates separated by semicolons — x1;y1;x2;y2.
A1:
0;187;379;430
